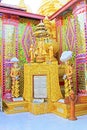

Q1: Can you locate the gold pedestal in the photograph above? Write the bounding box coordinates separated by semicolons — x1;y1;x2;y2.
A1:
23;62;62;115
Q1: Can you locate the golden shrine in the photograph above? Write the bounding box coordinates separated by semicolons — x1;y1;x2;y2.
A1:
23;21;62;115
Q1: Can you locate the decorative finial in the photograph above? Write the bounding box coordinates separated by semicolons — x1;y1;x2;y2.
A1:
18;0;27;10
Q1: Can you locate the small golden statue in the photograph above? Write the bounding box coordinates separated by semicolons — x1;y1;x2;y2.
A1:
64;61;73;97
10;57;20;98
35;43;47;63
29;44;34;63
60;51;73;99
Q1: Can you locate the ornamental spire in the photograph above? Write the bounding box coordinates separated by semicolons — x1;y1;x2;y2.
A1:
18;0;27;10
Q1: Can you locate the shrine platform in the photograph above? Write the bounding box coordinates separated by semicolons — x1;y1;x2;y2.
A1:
3;100;28;114
3;95;87;119
53;95;87;118
53;102;87;118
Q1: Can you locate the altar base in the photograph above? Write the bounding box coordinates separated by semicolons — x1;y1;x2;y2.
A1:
3;100;28;114
3;99;87;118
28;102;55;115
52;100;87;118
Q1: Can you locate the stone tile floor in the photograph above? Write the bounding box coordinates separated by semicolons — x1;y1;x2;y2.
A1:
0;112;87;130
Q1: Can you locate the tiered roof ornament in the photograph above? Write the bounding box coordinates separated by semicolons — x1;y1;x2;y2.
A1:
18;0;27;10
34;20;49;38
18;0;32;12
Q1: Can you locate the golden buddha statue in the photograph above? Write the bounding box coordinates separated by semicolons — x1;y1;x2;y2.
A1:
34;44;47;63
64;61;73;97
10;57;20;98
29;44;34;63
33;21;48;63
32;20;57;63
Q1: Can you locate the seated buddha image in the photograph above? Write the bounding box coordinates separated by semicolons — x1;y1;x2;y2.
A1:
34;43;47;63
